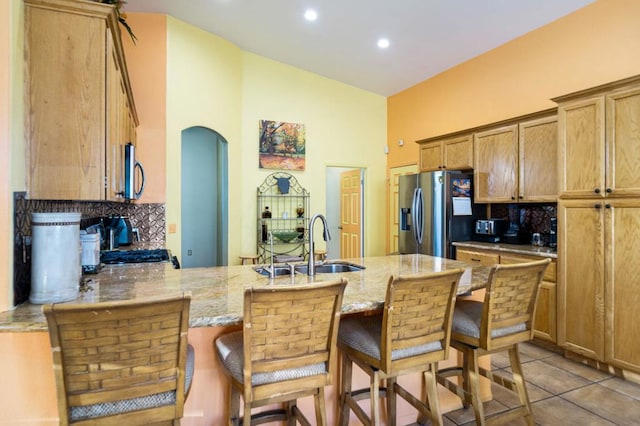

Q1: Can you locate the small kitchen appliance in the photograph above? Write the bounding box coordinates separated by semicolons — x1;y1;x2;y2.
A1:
80;230;101;273
124;143;145;200
502;205;530;244
106;216;134;247
473;219;507;243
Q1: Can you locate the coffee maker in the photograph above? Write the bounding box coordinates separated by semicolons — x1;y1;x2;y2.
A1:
502;205;530;244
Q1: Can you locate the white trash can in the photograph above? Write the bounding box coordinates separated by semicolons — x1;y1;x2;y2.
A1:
30;212;82;304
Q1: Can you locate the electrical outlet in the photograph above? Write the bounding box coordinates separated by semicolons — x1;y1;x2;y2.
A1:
168;223;176;233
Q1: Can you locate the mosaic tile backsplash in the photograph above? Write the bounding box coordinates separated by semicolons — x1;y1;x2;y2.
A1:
13;192;166;306
490;203;557;234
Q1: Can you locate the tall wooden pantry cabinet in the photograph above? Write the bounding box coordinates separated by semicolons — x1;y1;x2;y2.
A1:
555;75;640;374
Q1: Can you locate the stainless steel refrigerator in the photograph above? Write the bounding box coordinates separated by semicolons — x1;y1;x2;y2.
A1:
398;171;482;258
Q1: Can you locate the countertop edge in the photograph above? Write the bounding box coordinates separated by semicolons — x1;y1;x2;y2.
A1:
453;241;558;259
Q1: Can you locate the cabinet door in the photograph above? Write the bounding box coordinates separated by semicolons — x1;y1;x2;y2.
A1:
519;116;558;202
444;134;473;171
26;5;106;200
106;35;123;201
605;199;640;372
606;87;640;197
419;141;443;172
473;125;518;203
500;253;557;343
557;96;606;199
558;199;605;361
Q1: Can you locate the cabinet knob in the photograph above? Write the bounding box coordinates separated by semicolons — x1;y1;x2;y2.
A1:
605;204;611;209
606;188;612;193
594;204;602;209
594;188;601;194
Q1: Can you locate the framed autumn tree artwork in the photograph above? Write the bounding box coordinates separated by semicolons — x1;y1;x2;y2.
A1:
259;120;306;171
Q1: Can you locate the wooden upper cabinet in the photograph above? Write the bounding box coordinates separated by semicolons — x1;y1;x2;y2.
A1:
419;141;443;172
444;135;473;171
518;115;558;202
25;0;137;201
418;134;472;172
556;77;640;199
557;96;606;199
473;125;518;203
606;87;640;197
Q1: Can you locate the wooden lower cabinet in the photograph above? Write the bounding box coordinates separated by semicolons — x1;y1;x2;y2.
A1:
455;248;499;266
559;199;640;373
456;247;557;343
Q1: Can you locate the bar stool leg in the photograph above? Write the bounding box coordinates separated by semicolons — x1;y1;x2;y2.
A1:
467;348;486;426
509;345;535;426
338;353;353;426
423;365;443;426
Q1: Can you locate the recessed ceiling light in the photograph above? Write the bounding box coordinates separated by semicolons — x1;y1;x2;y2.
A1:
304;9;318;21
377;38;390;49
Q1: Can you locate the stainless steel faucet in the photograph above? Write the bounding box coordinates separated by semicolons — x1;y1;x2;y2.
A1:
307;213;331;276
267;231;275;279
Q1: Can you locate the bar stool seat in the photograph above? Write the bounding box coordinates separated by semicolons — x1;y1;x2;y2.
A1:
337;268;464;426
238;254;259;265
215;279;348;426
437;258;550;426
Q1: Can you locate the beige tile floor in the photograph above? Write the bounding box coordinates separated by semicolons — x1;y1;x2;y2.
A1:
439;342;640;425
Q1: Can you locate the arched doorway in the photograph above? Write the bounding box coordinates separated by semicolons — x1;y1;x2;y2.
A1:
181;126;228;267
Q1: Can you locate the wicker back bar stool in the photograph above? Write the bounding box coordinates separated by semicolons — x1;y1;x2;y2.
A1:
437;258;551;425
337;268;464;426
214;279;348;426
43;292;194;425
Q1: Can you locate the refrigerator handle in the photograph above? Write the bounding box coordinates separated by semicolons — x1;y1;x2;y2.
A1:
416;187;424;244
411;188;419;243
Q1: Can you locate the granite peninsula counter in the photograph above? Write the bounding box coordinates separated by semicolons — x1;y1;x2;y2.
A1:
1;254;490;332
0;254;493;424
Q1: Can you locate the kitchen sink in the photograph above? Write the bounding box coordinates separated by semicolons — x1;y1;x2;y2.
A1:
253;266;293;277
294;261;365;274
254;261;365;277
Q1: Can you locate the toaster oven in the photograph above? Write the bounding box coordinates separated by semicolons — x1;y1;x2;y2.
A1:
475;219;507;236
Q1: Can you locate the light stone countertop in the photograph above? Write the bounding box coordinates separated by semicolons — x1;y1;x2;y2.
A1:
0;254;490;332
453;241;558;259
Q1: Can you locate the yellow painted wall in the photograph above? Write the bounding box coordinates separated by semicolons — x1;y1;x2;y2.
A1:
164;16;244;258
240;52;388;258
387;0;640;169
162;16;387;261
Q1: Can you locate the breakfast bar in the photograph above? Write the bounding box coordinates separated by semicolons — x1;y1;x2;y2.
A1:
0;254;490;424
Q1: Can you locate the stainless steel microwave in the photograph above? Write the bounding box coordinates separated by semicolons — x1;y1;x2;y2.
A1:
124;143;145;200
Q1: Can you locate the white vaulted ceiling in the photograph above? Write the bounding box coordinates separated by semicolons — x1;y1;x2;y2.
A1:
125;0;595;96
